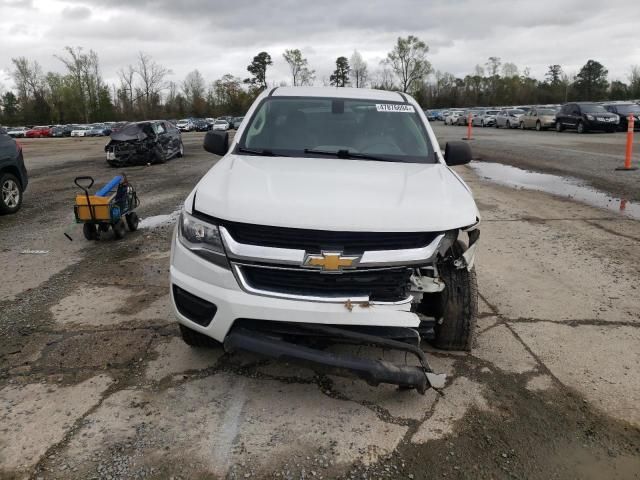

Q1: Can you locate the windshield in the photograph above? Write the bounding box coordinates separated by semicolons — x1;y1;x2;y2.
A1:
508;109;525;115
239;96;434;163
614;104;640;114
537;109;556;115
485;110;500;115
581;104;608;113
215;120;227;124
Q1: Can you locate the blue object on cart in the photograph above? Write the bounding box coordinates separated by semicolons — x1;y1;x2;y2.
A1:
95;176;123;197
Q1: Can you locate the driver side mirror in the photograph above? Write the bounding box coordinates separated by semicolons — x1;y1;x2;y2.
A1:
444;141;472;166
203;130;229;156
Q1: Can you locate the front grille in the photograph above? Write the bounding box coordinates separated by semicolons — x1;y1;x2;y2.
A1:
221;220;438;254
240;265;412;302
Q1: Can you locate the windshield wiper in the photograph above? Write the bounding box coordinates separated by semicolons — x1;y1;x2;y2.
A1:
303;148;393;162
236;146;287;157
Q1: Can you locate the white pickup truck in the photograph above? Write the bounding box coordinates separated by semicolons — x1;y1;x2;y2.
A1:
170;87;480;393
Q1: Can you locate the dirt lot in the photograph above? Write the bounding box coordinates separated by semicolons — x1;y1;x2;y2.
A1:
1;132;639;480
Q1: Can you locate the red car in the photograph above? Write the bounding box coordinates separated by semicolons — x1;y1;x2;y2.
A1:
25;126;51;138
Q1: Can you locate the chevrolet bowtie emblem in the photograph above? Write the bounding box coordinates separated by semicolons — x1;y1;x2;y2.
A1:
303;252;360;272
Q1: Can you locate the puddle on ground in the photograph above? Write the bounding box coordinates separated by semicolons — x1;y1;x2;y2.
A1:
139;209;181;229
470;161;640;220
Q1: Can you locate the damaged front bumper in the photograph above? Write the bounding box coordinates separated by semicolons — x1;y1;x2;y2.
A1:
224;321;446;393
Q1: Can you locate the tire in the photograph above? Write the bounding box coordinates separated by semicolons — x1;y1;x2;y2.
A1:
556;122;564;132
0;173;23;214
179;324;220;347
112;219;126;239
536;121;542;131
177;141;184;158
495;122;499;128
577;121;585;134
519;122;525;130
126;212;139;231
506;121;511;129
422;242;478;351
481;120;485;128
83;223;98;240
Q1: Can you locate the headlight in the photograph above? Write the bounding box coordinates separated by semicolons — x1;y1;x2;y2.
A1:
586;114;594;120
178;211;228;267
614;115;620;124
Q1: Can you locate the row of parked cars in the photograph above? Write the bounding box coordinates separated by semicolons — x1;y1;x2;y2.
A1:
2;122;128;139
174;116;244;132
426;101;640;134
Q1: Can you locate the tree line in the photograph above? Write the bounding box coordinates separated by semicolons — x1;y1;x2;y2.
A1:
2;36;640;126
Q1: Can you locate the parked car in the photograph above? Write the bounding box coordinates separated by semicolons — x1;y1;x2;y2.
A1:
70;126;90;137
193;119;210;132
176;119;195;132
231;116;244;129
212;119;230;131
602;103;640;131
86;124;111;136
436;110;449;121
0;132;28;214
555;103;618;133
105;120;184;167
519;108;557;131
495;109;525;129
173;86;479;392
7;127;28;138
444;110;464;125
472;110;500;127
456;110;479;126
49;126;66;137
25;126;51;138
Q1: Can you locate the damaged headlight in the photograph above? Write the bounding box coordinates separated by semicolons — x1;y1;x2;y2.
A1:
178;211;228;267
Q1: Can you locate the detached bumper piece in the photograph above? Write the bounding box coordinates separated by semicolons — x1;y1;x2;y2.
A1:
223;322;446;394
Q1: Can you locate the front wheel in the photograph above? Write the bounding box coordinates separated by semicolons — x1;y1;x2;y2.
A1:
577;121;586;134
536;121;542;131
83;223;98;240
556;122;564;132
506;121;511;129
177;141;184;158
0;173;23;214
420;243;478;351
519;122;525;130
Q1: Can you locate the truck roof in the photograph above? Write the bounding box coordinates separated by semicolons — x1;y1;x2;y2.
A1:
271;86;407;102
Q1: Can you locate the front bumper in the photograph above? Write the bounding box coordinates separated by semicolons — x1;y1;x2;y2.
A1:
170;236;420;343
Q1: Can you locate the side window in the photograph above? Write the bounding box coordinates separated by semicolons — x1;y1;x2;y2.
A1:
155;123;166;134
573;105;581;115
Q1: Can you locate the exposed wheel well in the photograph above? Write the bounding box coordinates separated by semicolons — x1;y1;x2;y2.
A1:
0;166;23;189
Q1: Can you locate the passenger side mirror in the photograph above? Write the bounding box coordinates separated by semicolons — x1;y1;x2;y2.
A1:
203;130;229;156
444;141;472;166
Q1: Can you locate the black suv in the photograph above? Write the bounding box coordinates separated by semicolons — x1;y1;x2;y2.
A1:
555;103;619;133
0;133;28;214
602;103;640;132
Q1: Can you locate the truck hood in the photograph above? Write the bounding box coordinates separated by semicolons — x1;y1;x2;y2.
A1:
193;154;478;232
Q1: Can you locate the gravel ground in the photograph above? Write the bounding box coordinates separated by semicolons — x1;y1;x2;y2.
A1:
1;132;639;480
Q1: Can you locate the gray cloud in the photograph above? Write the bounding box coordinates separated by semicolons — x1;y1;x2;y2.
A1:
61;5;91;20
1;0;639;92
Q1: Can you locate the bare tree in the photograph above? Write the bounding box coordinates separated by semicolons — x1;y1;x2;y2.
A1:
283;49;315;86
11;57;45;100
135;52;171;117
56;46;104;123
183;69;206;115
118;64;136;114
385;36;431;93
349;50;368;88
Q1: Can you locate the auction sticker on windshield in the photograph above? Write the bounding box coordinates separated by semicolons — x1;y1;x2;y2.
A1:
376;104;415;113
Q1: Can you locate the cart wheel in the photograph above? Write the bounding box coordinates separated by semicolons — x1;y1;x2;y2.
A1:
112;220;127;239
126;212;140;231
83;223;98;241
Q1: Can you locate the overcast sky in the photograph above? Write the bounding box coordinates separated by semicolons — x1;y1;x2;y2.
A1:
1;0;639;92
